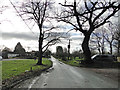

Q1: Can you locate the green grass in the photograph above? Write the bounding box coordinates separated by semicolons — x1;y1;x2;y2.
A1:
0;61;2;82
117;57;120;62
59;57;120;68
2;59;52;80
73;57;84;61
59;57;84;67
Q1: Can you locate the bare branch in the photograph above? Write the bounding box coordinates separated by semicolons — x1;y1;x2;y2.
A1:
59;3;74;7
42;38;60;50
95;8;119;28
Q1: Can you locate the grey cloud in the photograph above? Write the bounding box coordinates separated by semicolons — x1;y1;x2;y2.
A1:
1;31;83;43
71;37;83;40
1;32;38;40
1;31;70;41
58;25;74;30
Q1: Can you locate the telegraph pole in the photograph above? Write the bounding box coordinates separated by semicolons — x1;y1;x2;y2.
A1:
68;39;71;60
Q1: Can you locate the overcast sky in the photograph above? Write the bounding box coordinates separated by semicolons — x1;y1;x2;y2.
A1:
0;0;118;53
0;0;85;53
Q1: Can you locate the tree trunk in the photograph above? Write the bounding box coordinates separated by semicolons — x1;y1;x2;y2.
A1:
110;43;112;54
82;34;93;64
101;35;105;54
97;42;102;54
98;48;101;54
37;36;43;65
118;40;120;56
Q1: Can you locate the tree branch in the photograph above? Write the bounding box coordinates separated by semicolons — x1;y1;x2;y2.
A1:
42;38;60;50
95;8;119;28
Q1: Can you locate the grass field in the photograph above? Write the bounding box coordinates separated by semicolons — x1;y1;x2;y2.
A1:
2;59;52;80
59;57;120;68
0;61;2;85
59;57;84;67
117;57;120;62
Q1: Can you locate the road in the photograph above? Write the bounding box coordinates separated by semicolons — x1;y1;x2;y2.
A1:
14;56;118;89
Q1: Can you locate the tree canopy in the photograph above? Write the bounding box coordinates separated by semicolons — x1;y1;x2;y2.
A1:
14;42;26;55
56;0;120;64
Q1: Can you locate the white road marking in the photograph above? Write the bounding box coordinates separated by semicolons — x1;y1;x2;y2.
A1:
28;77;39;90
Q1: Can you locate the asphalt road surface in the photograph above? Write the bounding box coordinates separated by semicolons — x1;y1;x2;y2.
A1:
14;56;118;89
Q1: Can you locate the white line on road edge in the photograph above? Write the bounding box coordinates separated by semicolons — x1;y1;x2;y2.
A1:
28;77;39;90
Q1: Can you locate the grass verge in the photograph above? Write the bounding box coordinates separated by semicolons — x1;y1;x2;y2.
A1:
2;59;52;90
0;61;2;88
2;59;52;80
117;57;120;62
59;57;84;67
59;57;120;68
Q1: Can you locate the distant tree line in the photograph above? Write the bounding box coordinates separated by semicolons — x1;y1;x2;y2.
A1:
90;23;120;56
2;42;52;59
53;46;84;61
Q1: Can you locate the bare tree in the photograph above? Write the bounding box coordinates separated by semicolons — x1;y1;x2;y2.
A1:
56;46;63;59
21;0;61;65
90;30;106;54
56;0;120;64
90;24;115;54
0;5;8;24
114;24;120;56
0;6;8;14
103;23;116;54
